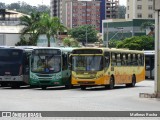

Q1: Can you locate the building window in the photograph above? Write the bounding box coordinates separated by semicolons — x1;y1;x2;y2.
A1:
137;0;142;1
148;5;153;10
128;14;129;18
128;6;129;10
137;13;142;18
137;5;142;10
148;14;153;18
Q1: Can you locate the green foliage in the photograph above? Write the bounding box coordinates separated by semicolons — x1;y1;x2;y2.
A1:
116;36;154;50
37;14;67;47
63;37;79;47
69;25;98;43
18;12;66;47
19;12;41;45
108;39;121;48
141;21;154;31
15;36;30;46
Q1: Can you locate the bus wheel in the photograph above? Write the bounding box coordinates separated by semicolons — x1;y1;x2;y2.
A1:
81;86;86;90
41;86;47;90
109;77;114;89
126;75;136;87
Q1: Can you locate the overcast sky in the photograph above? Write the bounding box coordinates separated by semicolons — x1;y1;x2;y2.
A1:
0;0;126;6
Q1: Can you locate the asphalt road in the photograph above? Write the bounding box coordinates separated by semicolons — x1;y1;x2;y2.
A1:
0;80;159;112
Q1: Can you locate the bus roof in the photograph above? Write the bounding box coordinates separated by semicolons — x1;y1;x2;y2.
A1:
72;47;144;54
32;47;76;52
144;50;155;55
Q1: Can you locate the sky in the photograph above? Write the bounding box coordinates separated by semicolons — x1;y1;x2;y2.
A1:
0;0;126;6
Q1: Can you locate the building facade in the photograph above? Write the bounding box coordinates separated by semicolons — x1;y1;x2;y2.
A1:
50;0;67;26
100;0;119;32
66;0;101;31
102;19;155;46
50;0;119;32
126;0;154;20
0;9;28;46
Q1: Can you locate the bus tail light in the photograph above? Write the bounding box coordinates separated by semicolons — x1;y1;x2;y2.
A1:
19;65;23;75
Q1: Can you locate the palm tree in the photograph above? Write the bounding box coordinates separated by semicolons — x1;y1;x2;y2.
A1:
20;12;41;45
38;14;67;47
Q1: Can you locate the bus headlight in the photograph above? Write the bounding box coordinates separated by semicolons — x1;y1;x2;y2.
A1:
30;74;38;80
53;74;62;80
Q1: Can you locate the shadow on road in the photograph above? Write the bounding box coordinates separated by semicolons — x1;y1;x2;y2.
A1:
78;85;149;91
31;86;80;91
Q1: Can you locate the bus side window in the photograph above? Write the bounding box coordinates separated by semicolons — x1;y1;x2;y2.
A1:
111;53;116;66
141;54;144;66
125;54;129;66
128;54;133;66
117;53;121;66
137;54;141;65
132;54;138;66
121;54;126;65
104;52;110;67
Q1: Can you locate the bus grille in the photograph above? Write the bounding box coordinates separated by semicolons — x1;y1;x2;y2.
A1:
38;78;52;80
36;74;52;77
77;77;96;79
40;81;50;84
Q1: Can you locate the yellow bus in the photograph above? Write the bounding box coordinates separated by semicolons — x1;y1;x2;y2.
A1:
71;48;145;90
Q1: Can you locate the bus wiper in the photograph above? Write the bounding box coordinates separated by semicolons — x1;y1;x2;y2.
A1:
37;54;44;63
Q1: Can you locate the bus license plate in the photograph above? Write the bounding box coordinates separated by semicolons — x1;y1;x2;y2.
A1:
4;76;11;80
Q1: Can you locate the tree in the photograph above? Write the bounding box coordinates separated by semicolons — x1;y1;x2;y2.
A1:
69;25;98;43
19;12;41;45
63;37;79;47
0;2;5;9
141;21;154;31
108;39;121;48
7;3;20;10
37;14;66;47
116;36;154;50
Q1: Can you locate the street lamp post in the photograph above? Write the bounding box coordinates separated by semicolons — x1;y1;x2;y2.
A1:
86;26;87;45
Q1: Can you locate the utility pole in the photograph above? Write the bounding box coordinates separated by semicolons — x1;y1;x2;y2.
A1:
140;0;160;98
154;0;160;97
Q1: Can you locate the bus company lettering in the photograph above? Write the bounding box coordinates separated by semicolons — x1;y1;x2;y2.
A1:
11;112;42;118
130;112;158;117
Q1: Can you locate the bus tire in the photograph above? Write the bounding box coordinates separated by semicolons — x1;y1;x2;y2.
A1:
81;86;86;90
109;76;114;89
126;75;136;87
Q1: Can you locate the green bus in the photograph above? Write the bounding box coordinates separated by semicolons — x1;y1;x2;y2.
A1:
29;47;74;89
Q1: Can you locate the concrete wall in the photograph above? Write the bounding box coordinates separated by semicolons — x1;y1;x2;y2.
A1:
0;33;21;46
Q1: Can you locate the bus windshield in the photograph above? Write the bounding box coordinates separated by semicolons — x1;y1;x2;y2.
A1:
0;49;23;62
72;56;103;71
31;54;61;74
